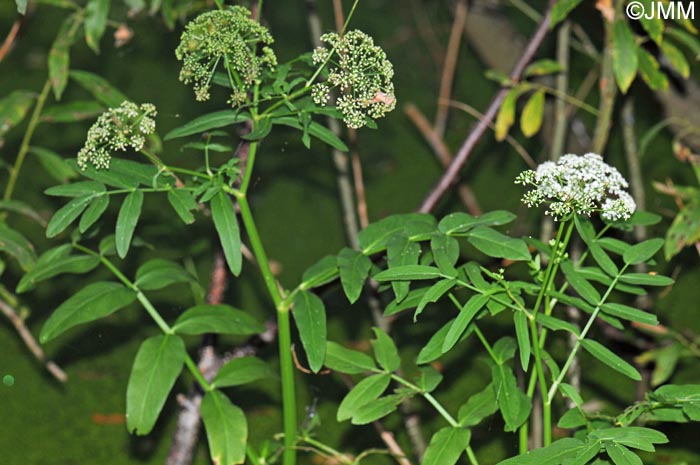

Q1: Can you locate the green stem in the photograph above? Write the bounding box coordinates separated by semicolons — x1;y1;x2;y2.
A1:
546;264;629;402
74;244;212;391
3;79;52;202
299;436;352;465
519;218;573;451
141;149;210;180
240;140;258;194
391;374;480;465
231;154;296;465
531;220;566;318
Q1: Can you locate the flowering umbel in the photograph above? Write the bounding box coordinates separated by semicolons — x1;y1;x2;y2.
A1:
516;153;636;221
77;101;157;171
175;6;277;107
311;30;396;129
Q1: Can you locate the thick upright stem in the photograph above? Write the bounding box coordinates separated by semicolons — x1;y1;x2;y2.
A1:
234;179;296;465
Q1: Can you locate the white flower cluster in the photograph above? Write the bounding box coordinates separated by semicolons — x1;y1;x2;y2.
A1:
175;6;276;107
516;153;636;221
77;101;157;170
311;30;396;129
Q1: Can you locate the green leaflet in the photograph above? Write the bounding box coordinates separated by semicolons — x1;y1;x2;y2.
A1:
69;70;129;108
115;189;144;258
301;255;339;289
520;90;544;138
661;41;690;78
458;383;498;427
430;233;460;277
350;394;404;425
385;287;429;317
374;265;445;281
438;211;516;236
337;373;391;422
40;281;136;342
560;260;601;305
466;226;530;261
638;0;663;44
623;238;664;265
0;200;45;226
29;146;78;183
292;291;327;373
45;180;105;197
524;59;563;77
17;248;99;293
0;222;36;270
558;408;586;429
164;110;251;140
200;391;247;465
443;294;490;353
581;339;641;381
417;318;457;364
173;304;264;336
49;15;79;100
211;191;242;276
600;303;658;326
495;87;519;141
272;116;349;152
212;357;273;389
492;363;531;432
84;0;110;53
167;189;198;224
134;259;192;291
387;234;421;301
79;194;109;232
536;314;580;335
551;0;583;27
41;100;104;123
414;278;457;321
358;213;435;254
371;327;401;372
126;334;186;435
612;19;638;93
495;438;584;465
337;247;372;304
665;202;700;260
589;426;668;452
637;47;668;91
589;244;619;276
324;341;376;374
421;426;471;465
514;311;530;371
0;90;35;141
618;272;674;286
69;158;162;189
606;443;642;465
46;195;92;238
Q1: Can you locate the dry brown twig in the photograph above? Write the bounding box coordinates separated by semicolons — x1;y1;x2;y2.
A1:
0;297;67;383
434;0;468;138
404;103;482;215
0;19;22;64
419;0;557;213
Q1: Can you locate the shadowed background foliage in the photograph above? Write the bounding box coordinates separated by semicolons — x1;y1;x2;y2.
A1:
1;0;700;464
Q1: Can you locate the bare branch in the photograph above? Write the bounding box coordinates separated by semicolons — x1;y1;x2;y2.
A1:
418;0;556;213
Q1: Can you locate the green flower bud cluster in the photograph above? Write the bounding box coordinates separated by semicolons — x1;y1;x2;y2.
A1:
175;6;277;107
77;101;157;171
516;153;636;221
311;30;396;129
